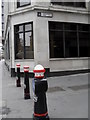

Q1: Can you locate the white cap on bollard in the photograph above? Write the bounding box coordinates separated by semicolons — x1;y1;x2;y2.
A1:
16;63;20;68
33;64;45;78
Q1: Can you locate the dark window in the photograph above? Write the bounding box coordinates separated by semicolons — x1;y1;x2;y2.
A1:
65;31;78;57
75;2;86;8
49;22;63;30
64;23;77;31
79;32;90;57
63;2;74;6
14;22;34;59
49;31;64;58
51;0;86;8
17;0;31;8
78;24;89;32
49;22;90;58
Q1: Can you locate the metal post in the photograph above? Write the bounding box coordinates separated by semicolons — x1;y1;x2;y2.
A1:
24;66;30;99
16;64;21;87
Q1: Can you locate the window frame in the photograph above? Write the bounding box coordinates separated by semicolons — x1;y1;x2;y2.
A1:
49;21;90;59
14;22;34;59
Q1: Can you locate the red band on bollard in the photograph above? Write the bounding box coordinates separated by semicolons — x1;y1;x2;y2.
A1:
35;76;44;79
33;69;45;73
24;66;29;72
24;69;29;72
34;112;48;117
24;66;29;69
16;64;20;68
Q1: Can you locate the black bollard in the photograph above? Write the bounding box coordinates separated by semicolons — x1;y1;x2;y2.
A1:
33;64;49;120
24;66;30;99
16;64;21;87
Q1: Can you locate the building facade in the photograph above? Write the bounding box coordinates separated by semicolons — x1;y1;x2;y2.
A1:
4;0;90;77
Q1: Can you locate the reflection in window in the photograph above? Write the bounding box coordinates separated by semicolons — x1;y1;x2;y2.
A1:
25;24;32;31
15;33;24;59
14;22;34;59
49;22;90;58
15;25;23;33
25;32;34;59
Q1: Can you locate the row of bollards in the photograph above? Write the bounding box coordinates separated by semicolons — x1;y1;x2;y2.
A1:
16;64;49;120
16;64;30;99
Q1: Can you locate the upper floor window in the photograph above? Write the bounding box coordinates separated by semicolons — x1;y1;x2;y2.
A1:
17;0;31;8
51;0;86;8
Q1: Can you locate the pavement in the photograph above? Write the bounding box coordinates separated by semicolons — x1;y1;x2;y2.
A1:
0;60;88;119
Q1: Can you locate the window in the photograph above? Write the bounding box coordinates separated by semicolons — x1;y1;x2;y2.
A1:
17;0;31;8
8;33;10;59
6;33;10;59
49;22;64;58
14;22;34;59
65;31;78;57
51;0;86;8
49;22;90;58
78;24;90;57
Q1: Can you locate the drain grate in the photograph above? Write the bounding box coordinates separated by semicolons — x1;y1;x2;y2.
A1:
68;84;89;91
48;86;65;93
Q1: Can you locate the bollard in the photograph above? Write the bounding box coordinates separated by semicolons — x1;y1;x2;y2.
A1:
24;66;30;99
32;64;49;120
16;64;21;87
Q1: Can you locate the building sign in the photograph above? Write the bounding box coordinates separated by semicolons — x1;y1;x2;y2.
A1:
37;12;53;18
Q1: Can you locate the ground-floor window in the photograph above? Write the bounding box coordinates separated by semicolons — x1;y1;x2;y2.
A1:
5;33;10;60
14;22;34;59
49;22;90;58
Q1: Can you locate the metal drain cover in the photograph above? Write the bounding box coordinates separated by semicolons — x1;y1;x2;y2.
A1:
48;86;65;93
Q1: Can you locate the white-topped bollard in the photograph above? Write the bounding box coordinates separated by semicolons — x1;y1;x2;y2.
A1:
32;64;49;120
24;66;30;99
16;64;21;87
